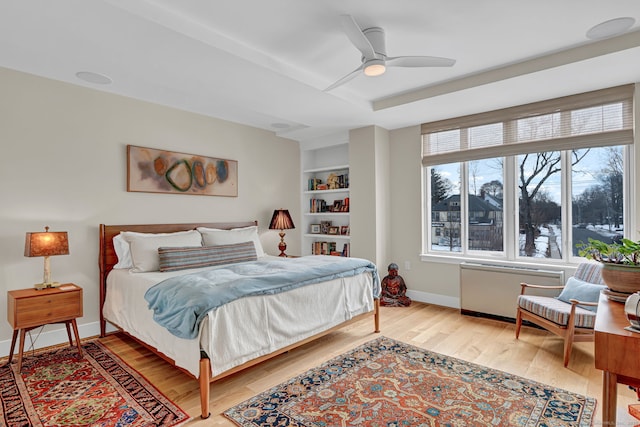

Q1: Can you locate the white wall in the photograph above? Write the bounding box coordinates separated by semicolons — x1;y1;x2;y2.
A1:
388;126;460;308
0;67;300;355
349;127;376;262
374;126;390;268
349;126;390;265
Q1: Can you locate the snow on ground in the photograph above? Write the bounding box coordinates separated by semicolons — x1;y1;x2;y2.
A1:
431;223;624;258
590;224;623;239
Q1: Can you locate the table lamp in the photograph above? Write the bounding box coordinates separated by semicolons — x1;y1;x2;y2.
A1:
269;209;295;257
24;226;69;290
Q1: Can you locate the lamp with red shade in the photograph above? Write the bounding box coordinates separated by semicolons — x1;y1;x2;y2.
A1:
269;209;295;257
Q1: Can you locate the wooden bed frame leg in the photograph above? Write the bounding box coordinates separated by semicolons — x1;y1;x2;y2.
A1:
374;298;380;333
199;358;211;419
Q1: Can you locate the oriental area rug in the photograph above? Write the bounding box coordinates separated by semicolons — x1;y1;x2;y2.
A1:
225;336;595;427
0;340;189;426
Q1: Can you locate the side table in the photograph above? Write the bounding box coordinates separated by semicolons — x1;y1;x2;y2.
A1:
6;283;83;372
594;292;640;426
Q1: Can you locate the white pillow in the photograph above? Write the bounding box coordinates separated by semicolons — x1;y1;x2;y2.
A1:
121;230;203;272
197;226;265;258
113;233;133;269
114;230;201;269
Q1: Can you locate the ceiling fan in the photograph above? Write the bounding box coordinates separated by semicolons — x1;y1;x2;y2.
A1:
325;15;456;91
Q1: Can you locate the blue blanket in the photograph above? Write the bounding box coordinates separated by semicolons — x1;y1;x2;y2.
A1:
144;256;380;339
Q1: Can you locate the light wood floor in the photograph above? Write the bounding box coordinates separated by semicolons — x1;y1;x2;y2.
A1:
98;303;638;425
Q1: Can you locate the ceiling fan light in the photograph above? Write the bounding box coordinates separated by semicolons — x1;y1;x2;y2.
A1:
364;62;386;77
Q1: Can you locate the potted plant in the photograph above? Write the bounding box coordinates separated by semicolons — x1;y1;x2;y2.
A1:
577;238;640;294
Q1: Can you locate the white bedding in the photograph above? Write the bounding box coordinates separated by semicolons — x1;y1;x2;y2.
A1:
103;257;375;377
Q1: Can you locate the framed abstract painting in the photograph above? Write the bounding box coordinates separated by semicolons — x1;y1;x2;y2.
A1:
127;145;238;197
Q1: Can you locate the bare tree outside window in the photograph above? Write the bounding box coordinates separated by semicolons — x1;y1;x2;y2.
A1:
571;146;624;255
518;151;587;257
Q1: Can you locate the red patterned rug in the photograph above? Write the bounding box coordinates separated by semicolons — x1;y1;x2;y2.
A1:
225;336;595;426
0;340;189;426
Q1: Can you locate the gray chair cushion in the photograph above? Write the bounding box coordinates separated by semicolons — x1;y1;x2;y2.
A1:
517;294;596;328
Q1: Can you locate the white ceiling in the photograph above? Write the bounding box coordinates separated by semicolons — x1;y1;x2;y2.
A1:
2;1;640;142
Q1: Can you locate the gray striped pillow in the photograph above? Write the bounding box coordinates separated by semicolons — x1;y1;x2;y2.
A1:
158;241;257;272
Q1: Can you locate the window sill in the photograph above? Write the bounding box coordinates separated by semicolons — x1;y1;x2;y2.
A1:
419;252;583;271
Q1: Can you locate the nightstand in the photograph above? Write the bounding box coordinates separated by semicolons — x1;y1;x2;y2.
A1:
7;284;83;372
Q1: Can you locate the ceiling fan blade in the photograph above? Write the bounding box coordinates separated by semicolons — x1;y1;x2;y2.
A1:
387;56;456;68
340;14;376;60
324;64;364;92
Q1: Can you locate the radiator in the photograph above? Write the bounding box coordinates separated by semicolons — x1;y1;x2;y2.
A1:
460;262;565;320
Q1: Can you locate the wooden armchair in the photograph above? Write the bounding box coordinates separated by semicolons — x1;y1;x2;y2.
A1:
515;262;606;367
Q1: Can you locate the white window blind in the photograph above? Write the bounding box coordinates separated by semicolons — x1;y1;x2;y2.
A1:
422;84;634;166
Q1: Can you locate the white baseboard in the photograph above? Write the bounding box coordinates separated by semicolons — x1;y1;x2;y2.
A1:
0;321;118;358
406;289;460;309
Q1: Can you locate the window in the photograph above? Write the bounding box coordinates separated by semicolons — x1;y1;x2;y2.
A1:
468;158;504;253
571;146;624;256
430;164;460;253
517;151;562;259
422;85;633;263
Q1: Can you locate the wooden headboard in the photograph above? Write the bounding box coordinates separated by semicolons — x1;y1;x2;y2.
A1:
98;221;258;336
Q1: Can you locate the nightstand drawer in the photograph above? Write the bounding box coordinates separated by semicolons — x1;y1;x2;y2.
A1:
14;294;81;327
7;285;83;330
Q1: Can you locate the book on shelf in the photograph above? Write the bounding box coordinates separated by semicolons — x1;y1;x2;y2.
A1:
308;174;349;191
310;198;328;213
311;241;338;255
339;173;349;189
341;243;350;257
308;178;322;191
309;198;349;213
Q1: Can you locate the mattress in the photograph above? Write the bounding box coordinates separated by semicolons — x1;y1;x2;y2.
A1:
103;258;375;377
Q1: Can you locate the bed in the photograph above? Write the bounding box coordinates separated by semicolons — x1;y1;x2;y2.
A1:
98;221;380;418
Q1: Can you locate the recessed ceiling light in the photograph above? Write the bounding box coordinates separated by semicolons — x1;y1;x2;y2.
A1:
586;17;635;40
75;71;112;85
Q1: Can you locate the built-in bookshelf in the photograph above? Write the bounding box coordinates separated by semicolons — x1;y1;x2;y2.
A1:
301;143;350;257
